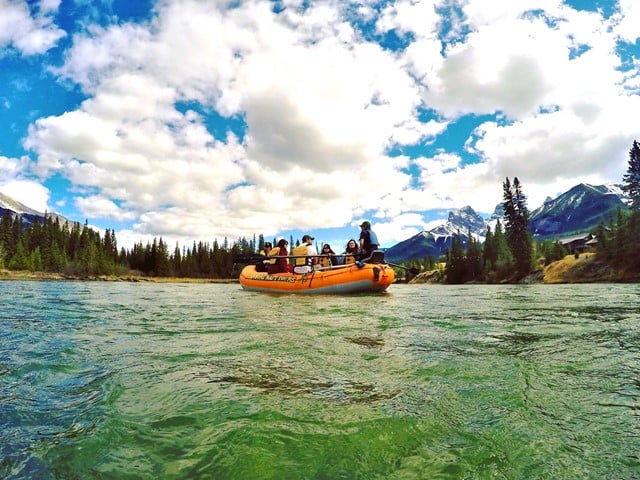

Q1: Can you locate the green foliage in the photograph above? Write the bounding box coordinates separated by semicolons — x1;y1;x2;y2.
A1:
483;220;514;282
444;231;486;284
592;141;640;273
465;229;482;280
596;207;640;271
502;177;533;276
445;235;466;283
537;239;567;265
0;214;257;279
8;240;29;270
622;140;640;209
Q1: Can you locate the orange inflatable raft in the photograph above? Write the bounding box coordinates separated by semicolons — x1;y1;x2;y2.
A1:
239;254;395;294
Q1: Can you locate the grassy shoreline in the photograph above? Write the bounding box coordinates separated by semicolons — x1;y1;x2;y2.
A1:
2;253;637;285
0;269;238;284
410;252;639;284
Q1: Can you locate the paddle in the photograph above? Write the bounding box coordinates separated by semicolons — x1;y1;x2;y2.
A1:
385;262;420;275
233;254;267;263
233;254;335;263
234;254;420;275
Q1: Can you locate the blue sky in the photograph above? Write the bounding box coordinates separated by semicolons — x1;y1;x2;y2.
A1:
0;0;638;250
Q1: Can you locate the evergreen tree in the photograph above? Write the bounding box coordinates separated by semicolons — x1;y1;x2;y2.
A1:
483;221;514;282
9;216;22;260
8;240;29;270
595;222;610;259
445;235;466;283
622;140;640;209
29;247;43;271
173;243;182;276
155;238;171;276
465;229;482;281
0;212;271;279
0;213;12;267
483;226;495;271
502;177;533;276
493;220;513;276
538;239;566;265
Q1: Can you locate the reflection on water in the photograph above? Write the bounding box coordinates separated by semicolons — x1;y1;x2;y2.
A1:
1;281;639;479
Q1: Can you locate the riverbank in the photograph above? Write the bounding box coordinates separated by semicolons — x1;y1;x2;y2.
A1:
409;252;639;284
0;269;238;283
2;253;637;285
541;252;639;283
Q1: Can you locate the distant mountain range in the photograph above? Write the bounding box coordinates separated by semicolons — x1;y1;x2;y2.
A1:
0;192;75;229
1;182;630;264
385;183;629;264
529;183;626;237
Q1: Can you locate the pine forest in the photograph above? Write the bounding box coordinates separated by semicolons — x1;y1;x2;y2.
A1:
1;140;639;282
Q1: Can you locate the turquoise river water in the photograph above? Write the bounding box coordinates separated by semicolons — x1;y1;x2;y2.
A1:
1;281;639;479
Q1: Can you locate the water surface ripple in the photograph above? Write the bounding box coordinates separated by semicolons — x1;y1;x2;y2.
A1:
1;281;638;479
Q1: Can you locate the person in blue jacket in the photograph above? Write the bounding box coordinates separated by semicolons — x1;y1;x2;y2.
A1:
358;221;379;258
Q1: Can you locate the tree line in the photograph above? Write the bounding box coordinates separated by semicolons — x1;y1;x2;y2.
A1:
1;139;638;281
438;139;640;283
594;141;640;272
0;215;258;278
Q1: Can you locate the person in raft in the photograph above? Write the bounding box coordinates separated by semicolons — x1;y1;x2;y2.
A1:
267;238;292;274
259;242;272;256
358;221;379;258
254;242;273;272
318;244;338;267
293;234;318;265
342;239;360;264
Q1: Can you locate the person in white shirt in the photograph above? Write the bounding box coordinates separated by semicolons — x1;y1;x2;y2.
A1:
301;234;318;265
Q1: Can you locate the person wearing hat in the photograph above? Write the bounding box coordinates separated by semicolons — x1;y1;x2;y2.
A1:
301;234;318;265
292;234;318;267
254;241;273;272
358;221;379;258
259;242;272;256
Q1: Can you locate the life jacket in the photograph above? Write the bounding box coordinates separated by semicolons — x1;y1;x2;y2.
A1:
292;245;309;266
268;247;279;264
344;254;356;264
368;230;379;246
319;256;331;267
360;230;379;253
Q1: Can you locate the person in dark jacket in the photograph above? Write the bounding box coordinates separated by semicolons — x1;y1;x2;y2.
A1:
358;221;379;257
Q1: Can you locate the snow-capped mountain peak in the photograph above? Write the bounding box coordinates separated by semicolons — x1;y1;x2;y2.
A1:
0;192;41;216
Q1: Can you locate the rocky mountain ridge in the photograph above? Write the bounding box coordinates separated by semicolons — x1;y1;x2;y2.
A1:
529;183;626;238
1;182;630;265
0;192;75;229
385;183;629;264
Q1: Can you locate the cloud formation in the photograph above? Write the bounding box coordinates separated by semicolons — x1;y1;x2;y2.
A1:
0;0;65;55
1;0;638;248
